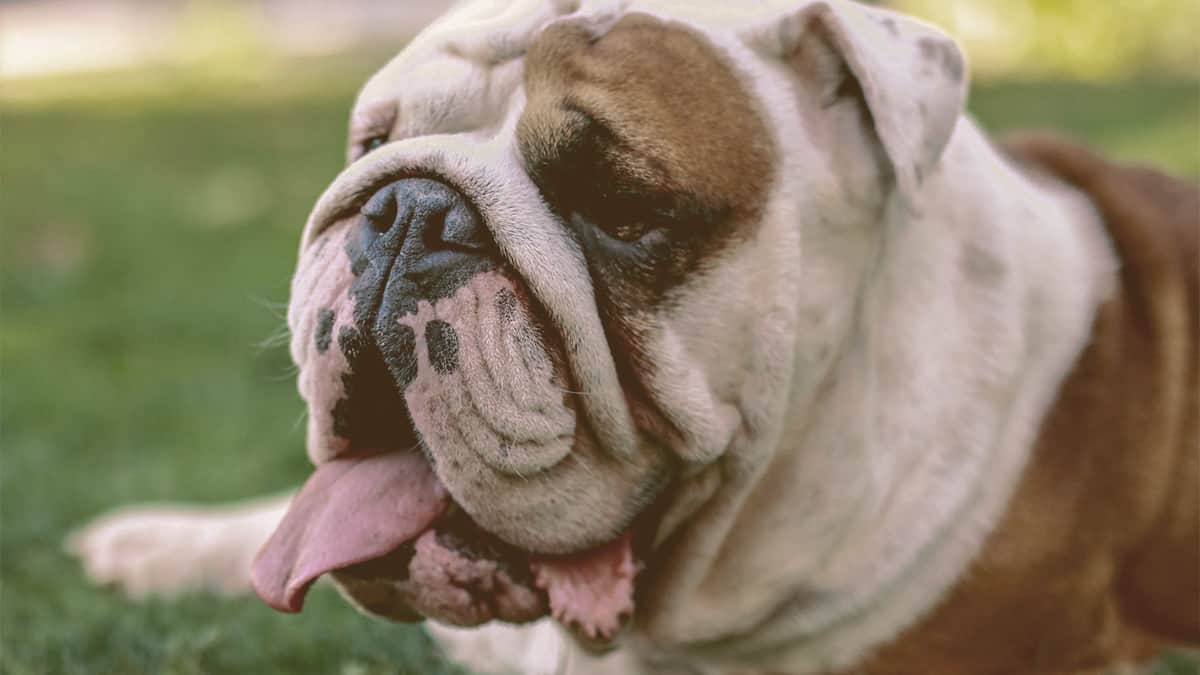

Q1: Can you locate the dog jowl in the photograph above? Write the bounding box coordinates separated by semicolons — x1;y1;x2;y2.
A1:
255;170;638;634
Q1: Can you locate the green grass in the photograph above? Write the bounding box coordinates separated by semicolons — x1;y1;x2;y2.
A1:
2;59;1197;674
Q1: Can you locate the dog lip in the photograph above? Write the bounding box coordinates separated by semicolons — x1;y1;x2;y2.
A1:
330;499;551;626
339;479;667;637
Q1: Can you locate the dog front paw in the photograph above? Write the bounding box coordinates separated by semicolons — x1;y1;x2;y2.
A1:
66;495;290;599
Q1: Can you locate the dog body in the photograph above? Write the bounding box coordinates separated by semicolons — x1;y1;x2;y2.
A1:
71;1;1199;673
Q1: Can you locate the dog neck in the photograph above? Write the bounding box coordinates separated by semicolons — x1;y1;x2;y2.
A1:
633;118;1117;672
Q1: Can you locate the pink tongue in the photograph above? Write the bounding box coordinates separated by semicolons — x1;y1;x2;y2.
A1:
251;451;449;612
531;532;638;642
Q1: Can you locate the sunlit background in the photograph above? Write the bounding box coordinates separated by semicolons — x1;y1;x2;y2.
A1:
2;1;1197;673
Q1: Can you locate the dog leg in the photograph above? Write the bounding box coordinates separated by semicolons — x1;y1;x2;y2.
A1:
66;493;291;599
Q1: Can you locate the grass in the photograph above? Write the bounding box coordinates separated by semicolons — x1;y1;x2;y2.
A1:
2;56;1197;674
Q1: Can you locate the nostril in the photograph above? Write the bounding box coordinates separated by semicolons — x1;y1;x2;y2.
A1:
420;206;451;249
361;188;400;233
359;189;401;256
436;204;487;252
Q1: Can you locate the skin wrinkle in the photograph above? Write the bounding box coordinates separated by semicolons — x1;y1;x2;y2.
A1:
393;272;575;478
490;298;538;412
453;277;570;445
516;321;558;404
489;285;560;414
462;362;572;457
472;282;524;417
480;285;541;413
469;282;505;394
386;241;657;552
463;340;571;450
454;275;569;446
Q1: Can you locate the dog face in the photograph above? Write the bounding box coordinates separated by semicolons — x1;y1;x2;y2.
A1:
253;0;966;646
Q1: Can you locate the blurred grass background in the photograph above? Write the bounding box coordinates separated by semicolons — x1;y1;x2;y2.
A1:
1;0;1197;673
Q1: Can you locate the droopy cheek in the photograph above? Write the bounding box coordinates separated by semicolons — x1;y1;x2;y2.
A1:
291;241;576;471
288;224;361;462
399;271;576;477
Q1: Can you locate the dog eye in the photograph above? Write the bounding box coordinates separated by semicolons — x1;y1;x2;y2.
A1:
591;196;683;244
570;211;657;245
362;135;388;155
602;221;650;243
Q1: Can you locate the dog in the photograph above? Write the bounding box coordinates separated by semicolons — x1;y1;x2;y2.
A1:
69;1;1199;673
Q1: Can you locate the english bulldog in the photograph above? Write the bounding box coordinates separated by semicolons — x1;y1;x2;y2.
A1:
69;0;1199;673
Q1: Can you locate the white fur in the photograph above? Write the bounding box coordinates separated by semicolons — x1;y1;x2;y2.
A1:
66;495;290;599
69;2;1118;673
428;620;639;675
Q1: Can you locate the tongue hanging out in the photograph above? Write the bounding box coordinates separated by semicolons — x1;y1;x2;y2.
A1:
251;450;640;642
251;451;450;612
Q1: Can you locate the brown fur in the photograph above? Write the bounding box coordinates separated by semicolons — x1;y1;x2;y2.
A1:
518;14;774;230
851;135;1200;675
513;14;781;460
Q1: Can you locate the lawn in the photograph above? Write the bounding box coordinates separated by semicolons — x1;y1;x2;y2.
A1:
1;54;1197;674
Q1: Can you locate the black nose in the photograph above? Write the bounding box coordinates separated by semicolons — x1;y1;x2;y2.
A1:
358;177;495;296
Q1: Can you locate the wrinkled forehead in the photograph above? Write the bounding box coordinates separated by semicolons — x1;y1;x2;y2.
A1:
350;0;793;132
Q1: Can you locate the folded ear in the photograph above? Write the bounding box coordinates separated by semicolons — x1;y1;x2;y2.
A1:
746;0;968;197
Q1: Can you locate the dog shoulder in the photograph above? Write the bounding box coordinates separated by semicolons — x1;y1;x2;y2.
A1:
859;133;1200;671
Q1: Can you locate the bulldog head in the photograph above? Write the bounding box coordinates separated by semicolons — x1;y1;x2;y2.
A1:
252;0;966;647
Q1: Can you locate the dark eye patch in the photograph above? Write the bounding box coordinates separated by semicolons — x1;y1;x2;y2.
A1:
517;13;775;311
522;106;696;242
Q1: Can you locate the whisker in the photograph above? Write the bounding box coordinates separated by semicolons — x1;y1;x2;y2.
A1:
248;294;290;321
291;408;308;433
255;327;292;351
567;445;600;480
265;366;300;383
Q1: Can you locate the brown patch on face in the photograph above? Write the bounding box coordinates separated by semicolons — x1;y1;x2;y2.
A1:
520;15;773;229
517;15;775;303
516;14;775;454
